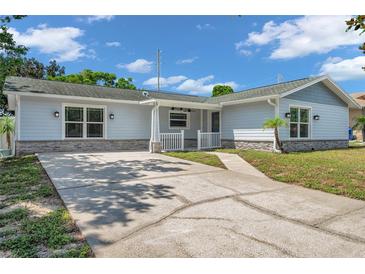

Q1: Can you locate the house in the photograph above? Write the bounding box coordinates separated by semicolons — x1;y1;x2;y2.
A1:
349;92;365;141
3;75;361;155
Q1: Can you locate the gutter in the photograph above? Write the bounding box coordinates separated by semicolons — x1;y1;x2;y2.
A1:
219;95;278;106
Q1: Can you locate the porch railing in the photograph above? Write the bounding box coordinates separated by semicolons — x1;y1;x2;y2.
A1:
197;130;221;150
160;130;184;151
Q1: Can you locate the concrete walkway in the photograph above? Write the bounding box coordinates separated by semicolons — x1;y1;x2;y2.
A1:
38;151;365;258
209;152;267;178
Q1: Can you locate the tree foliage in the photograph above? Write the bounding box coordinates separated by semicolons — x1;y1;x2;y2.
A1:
0;56;66;108
49;69;137;90
263;117;287;152
115;77;137;90
0;116;15;149
212;85;234;97
346;15;365;71
352;115;365;142
346;16;365;53
0;16;28;58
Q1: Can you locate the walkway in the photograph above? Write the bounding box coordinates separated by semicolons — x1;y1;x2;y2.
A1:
209;152;267;178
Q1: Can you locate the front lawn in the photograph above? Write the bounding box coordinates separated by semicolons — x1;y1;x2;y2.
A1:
163;151;226;169
0;156;92;258
217;147;365;200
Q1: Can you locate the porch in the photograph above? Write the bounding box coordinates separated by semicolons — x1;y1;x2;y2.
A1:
141;99;222;152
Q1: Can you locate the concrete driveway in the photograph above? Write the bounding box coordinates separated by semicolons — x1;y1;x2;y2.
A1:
38;151;365;257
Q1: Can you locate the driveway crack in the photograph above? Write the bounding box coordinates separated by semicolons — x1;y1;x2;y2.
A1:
313;205;365;227
233;196;365;245
223;227;296;257
107;194;241;246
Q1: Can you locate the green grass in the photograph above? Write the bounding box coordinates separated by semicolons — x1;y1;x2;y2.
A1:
163;151;226;169
0;208;28;227
0;156;92;258
0;156;54;207
217;147;365;200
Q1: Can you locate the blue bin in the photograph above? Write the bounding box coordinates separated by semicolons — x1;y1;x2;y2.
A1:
349;127;354;140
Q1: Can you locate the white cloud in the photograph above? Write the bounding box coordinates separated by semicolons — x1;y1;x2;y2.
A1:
118;59;153;73
238;49;252;56
143;76;188;87
176;57;198;64
237;16;364;59
196;24;215;31
319;56;365;81
105;41;121;47
86;49;97;60
9;26;86;62
176;75;238;95
86;16;114;24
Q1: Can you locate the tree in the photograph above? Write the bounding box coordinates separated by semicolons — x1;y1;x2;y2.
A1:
115;77;136;90
49;69;137;90
46;60;65;77
0;16;28;109
353;115;365;142
48;69;117;87
212;85;234;97
0;16;28;57
263;117;287;152
346;15;365;70
16;58;45;79
0;116;15;150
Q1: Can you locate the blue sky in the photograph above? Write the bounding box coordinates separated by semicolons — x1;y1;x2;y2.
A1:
8;15;365;95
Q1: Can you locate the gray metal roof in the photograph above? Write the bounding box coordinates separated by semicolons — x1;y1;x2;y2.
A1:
3;76;207;103
4;76;323;104
205;76;322;103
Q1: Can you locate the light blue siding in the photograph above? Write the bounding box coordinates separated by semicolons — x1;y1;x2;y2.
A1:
285;82;346;107
19;96;152;141
221;101;275;139
279;98;348;140
20;96;62;140
280;82;349;140
107;103;151;139
159;107;201;139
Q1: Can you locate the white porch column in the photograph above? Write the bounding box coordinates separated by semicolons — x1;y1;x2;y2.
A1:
149;103;161;153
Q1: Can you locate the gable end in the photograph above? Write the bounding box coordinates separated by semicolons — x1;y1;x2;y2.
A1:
284;82;347;107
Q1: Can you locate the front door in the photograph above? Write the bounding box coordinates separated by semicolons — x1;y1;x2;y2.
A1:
211;112;220;132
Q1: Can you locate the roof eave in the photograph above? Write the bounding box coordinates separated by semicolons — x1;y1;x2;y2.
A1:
3;90;141;105
142;98;221;110
219;95;279;106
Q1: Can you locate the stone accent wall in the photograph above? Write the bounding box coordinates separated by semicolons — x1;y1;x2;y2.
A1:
16;139;149;155
282;139;348;152
221;140;274;151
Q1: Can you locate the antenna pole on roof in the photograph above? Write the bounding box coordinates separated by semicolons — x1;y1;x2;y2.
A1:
157;49;161;92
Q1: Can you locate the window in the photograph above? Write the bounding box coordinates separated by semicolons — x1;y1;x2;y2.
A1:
169;111;190;129
64;106;105;139
86;108;104;138
289;107;310;139
65;107;83;138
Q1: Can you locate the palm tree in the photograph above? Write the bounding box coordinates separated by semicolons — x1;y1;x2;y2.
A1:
353;115;365;142
263;117;287;152
0;116;15;150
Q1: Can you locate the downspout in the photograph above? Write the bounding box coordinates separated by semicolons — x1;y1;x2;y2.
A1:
267;98;281;152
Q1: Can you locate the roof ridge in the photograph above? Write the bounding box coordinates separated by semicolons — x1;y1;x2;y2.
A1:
211;76;319;100
5;75;208;99
5;75;141;93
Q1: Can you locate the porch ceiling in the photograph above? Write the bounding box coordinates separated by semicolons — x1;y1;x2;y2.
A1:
140;99;221;110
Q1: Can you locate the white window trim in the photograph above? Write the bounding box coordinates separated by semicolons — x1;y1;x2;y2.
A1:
168;110;190;130
62;103;107;140
288;105;312;140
